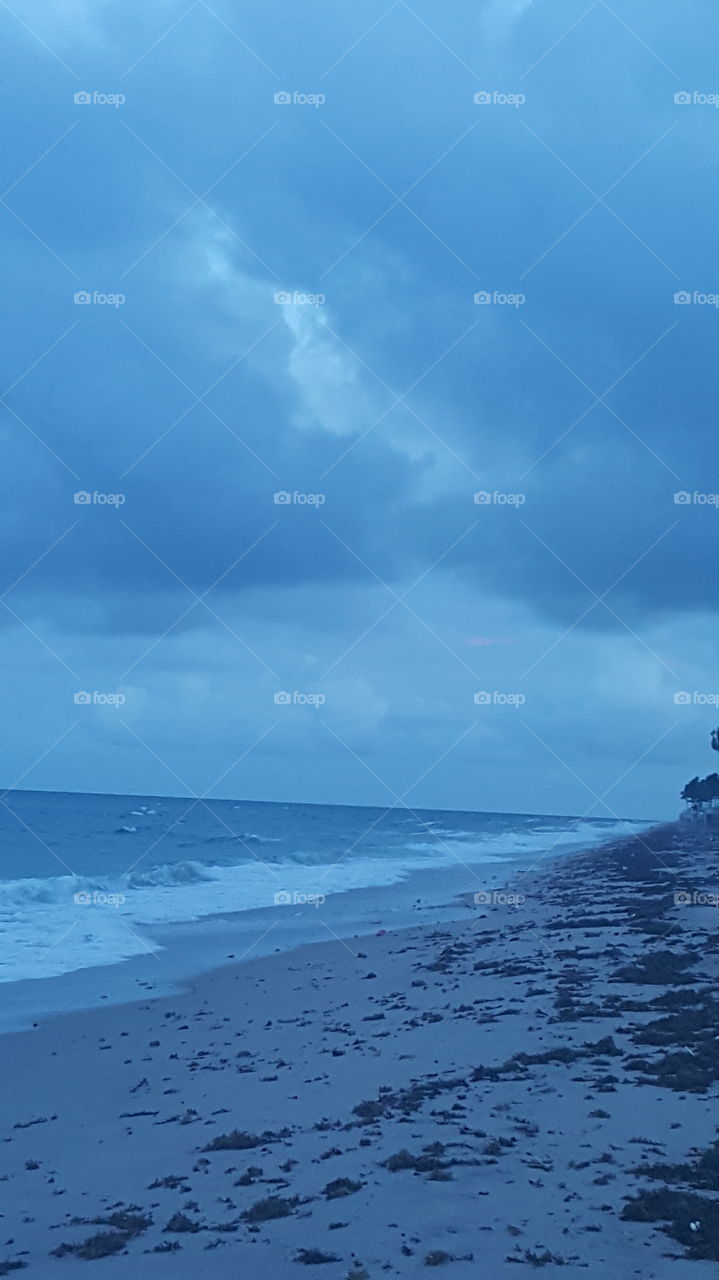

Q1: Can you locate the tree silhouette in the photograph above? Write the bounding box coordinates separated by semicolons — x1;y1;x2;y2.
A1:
681;733;719;805
682;771;719;803
681;777;701;802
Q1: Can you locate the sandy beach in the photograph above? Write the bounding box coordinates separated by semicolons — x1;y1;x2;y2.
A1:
1;823;718;1278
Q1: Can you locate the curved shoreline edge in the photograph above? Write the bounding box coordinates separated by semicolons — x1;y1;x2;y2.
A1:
0;816;717;1274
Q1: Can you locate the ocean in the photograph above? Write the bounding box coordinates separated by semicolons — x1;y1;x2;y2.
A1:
0;790;651;988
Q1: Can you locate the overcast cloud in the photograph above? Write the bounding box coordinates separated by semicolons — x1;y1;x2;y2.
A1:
1;0;716;819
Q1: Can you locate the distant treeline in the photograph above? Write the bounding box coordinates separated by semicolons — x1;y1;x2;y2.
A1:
681;773;719;802
681;727;719;802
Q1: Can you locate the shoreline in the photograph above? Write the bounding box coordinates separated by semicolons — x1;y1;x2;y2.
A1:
0;837;603;1034
2;820;718;1276
0;802;649;999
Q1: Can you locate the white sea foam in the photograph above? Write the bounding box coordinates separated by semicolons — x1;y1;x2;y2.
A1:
0;816;646;984
404;818;628;861
0;857;422;982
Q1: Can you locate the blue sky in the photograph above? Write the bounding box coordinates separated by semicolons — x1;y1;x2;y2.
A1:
0;0;717;819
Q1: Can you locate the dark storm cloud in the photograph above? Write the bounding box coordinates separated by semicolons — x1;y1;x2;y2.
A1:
0;0;717;818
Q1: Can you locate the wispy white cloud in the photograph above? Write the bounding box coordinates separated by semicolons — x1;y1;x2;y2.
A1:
480;0;534;42
9;0;113;45
9;0;178;49
282;305;370;439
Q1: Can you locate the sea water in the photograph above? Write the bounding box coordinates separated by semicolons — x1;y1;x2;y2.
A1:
0;790;649;984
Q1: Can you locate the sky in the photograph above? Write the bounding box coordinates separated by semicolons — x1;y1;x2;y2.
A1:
0;0;717;820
